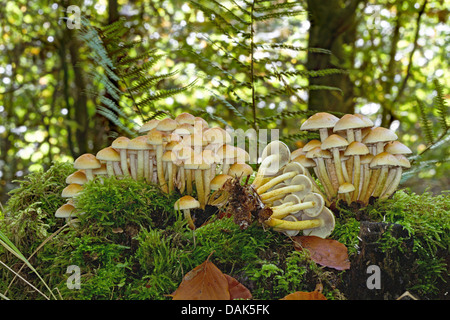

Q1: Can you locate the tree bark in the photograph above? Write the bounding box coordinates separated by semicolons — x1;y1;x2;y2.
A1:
306;0;365;114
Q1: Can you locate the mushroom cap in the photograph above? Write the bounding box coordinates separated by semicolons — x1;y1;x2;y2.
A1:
302;207;335;238
174;195;200;210
384;141;413;155
321;134;349;150
360;153;374;164
203;127;232;145
111;136;130;150
128;135;151;150
344;141;370;156
338;182;355;194
306;147;332;159
333;114;367;132
210;174;232;190
172;144;193;160
194;117;209;129
370;151;399;169
74;153;101;170
292;155;316;168
260;140;291;175
283;194;302;205
173;123;195;136
300;112;340;131
62;183;83;198
290;147;306;160
175;112;196;125
202;149;219;164
228;163;253;178
55;203;77;218
66;170;88;185
234;147;250;164
394;154;411;168
139;119;160;134
283;161;306;176
147;129;166;146
162;150;176;162
301;139;322;152
363;127;398;145
93;163;108;175
353;113;374;128
302;192;325;217
157;118;178;132
290;174;313;199
96;146;121;162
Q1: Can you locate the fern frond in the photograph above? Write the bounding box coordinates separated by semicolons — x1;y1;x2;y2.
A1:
433;79;449;131
416;99;435;145
127;70;180;93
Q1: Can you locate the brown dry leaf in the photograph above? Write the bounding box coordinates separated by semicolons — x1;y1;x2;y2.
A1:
224;274;252;300
171;256;230;300
293;235;351;270
281;290;327;300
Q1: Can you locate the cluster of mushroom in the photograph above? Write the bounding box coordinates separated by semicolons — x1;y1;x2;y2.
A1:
252;141;336;239
55;113;255;227
296;112;412;205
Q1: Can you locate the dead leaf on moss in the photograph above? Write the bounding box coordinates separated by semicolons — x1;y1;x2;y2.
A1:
281;290;327;300
293;235;351;271
224;274;252;300
170;255;252;300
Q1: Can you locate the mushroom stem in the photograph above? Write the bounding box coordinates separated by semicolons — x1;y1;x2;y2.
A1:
256;171;298;194
252;154;279;188
358;164;371;201
137;150;144;180
167;162;174;193
84;169;95;181
113;162;123;176
129;152;137;180
265;217;322;231
119;150;129;177
186;169;193;195
144;150;150;182
106;162;115;177
380;168;403;199
271;201;316;219
351;155;361;202
259;185;306;201
372;166;389;198
195;169;205;209
156;145;168;193
331;148;345;185
204;169;211;200
362;169;380;204
380;168;397;196
326;159;339;192
315;158;335;198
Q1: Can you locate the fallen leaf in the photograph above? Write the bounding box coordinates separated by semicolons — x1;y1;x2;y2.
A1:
170;256;230;300
224;274;252;300
281;290;327;300
293;235;351;270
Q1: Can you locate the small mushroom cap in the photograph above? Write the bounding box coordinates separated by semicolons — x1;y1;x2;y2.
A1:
290;147;306;160
344;141;370;156
394;154;411;168
292;155;316;168
93;163;108;175
370;152;399;169
139;119;160;134
74;153;101;170
306;147;332;159
111;136;130;150
173;123;195;136
338;182;355;194
384;141;413;155
283;194;302;205
302;139;322;152
194;117;209;129
203;127;232;145
363;127;398;144
162;150;176;162
302;192;325;217
302;207;335;239
353;113;374;128
283;162;306;176
147;129;165;145
96;146;121;162
360;153;374;164
234;147;250;164
157;118;178;132
333;114;367;132
260;140;291;175
210;174;232;190
174;195;200;210
228;163;253;178
175;112;196;125
128;136;151;150
290;174;313;199
66;170;88;185
321;134;349;150
300;112;340;131
62;183;83;198
202;149;219;164
55;203;77;218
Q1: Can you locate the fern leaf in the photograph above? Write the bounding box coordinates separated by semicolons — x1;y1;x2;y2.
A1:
433;79;449;131
416;99;435;145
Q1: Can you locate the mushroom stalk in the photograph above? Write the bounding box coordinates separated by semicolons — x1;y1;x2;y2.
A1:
381;168;402;199
259;184;306;201
137;150;145;180
119;150;129;177
265;217;322;231
106;162;115;177
156;145;168;193
256;171;298;194
358;164;371;201
129;152;137;180
331;148;345;186
351;155;361;202
372;166;389;198
195;169;205;208
271;201;317;219
361;169;380;204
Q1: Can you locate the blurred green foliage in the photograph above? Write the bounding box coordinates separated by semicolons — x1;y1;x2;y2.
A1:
0;0;448;204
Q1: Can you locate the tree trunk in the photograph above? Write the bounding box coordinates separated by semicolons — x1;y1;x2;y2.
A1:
306;0;365;114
